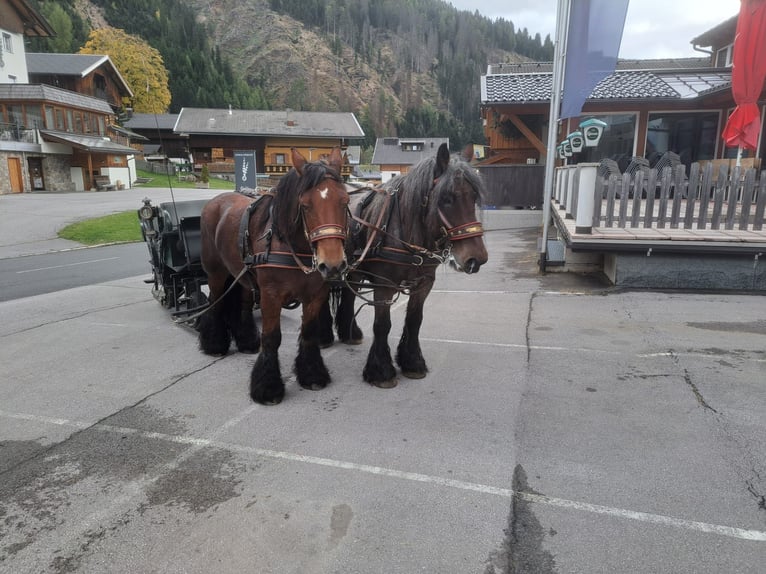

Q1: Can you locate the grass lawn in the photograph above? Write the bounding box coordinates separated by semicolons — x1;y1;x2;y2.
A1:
59;211;143;245
133;168;235;190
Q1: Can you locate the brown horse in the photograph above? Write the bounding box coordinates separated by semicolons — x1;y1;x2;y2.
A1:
198;147;349;405
320;143;488;388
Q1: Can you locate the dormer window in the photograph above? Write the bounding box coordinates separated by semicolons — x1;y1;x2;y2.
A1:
400;141;424;151
715;44;733;67
2;33;12;54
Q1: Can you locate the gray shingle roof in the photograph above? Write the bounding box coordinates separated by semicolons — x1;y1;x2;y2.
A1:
0;84;114;114
371;137;449;165
174;108;364;138
26;53;108;77
481;67;731;104
123;113;179;131
26;53;134;97
487;57;711;75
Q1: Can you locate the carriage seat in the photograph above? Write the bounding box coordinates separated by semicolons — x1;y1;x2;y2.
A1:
179;216;203;270
159;200;209;232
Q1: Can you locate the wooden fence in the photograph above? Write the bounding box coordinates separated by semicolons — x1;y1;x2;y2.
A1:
477;164;545;209
557;162;766;233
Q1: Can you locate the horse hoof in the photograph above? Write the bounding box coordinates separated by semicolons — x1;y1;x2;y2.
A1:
238;347;259;354
340;337;363;346
370;378;398;389
401;370;427;379
251;388;285;405
319;341;334;350
262;397;282;406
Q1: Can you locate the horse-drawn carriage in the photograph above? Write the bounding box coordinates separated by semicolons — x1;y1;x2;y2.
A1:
138;144;488;405
137;196;209;317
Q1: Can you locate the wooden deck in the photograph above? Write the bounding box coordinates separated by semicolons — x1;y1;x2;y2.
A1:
552;162;766;255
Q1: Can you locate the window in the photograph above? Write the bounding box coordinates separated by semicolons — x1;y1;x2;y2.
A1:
647;112;718;167
25;105;43;129
6;104;22;127
44;106;54;129
66;110;74;132
2;33;12;54
275;153;286;164
55;109;65;131
715;45;733;67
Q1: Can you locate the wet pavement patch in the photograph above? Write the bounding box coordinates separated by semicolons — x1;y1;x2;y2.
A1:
143;447;245;514
687;320;766;336
485;465;557;574
0;406;246;564
0;439;48;474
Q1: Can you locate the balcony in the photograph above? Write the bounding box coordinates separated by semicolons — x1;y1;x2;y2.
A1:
264;163;353;177
0;122;39;144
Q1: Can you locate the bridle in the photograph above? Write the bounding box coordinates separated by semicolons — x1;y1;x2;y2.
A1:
291;173;349;274
436;207;484;246
350;175;485;269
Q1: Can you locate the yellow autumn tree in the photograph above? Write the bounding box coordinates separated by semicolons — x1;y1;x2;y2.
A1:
80;28;171;114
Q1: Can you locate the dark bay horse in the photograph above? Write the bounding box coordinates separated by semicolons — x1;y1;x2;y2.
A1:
198;147;349;405
321;143;488;388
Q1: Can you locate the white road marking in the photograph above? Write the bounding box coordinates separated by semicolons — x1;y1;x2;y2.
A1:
2;408;764;542
16;257;120;274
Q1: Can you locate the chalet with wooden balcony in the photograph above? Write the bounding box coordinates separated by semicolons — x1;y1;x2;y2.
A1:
26;52;134;113
167;107;364;179
0;0;143;194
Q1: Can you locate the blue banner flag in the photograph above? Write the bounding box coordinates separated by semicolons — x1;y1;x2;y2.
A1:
560;0;629;119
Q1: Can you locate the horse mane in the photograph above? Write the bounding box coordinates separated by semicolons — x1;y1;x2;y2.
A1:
259;159;343;242
368;152;485;248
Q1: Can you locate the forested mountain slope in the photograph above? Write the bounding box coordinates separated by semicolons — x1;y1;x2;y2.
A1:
31;0;553;149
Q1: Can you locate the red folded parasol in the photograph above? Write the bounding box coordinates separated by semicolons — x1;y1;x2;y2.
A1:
722;0;766;150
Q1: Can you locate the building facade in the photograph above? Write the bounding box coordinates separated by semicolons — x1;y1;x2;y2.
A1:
479;13;763;173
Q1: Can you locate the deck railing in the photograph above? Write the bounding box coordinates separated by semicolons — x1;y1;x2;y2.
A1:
0;122;38;144
555;162;766;233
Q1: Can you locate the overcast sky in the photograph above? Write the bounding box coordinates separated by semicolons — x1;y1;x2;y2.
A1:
447;0;741;59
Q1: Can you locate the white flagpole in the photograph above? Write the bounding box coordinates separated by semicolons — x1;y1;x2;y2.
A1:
539;0;571;271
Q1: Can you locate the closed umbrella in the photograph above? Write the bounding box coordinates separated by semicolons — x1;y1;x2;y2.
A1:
722;0;766;158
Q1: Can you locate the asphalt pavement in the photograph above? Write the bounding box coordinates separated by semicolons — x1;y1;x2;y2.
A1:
0;188;764;573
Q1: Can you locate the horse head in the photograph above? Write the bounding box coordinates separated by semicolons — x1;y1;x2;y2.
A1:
431;143;488;274
292;147;349;279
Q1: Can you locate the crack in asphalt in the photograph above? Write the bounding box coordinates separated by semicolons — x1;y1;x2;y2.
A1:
0;298;145;339
525;291;538;365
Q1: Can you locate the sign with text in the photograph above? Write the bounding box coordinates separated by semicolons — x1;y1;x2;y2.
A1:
234;150;257;193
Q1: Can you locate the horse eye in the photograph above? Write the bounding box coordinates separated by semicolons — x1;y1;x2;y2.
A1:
440;193;454;207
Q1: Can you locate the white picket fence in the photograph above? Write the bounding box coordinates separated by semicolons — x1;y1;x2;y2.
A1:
555;162;766;234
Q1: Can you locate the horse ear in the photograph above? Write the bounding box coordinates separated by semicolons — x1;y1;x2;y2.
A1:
434;143;450;179
461;144;474;163
328;146;343;169
291;148;307;175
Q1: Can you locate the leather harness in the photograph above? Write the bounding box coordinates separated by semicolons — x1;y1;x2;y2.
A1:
236;177;484;273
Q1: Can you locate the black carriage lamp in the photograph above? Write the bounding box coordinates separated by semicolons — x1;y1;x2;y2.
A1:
139;198;157;236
